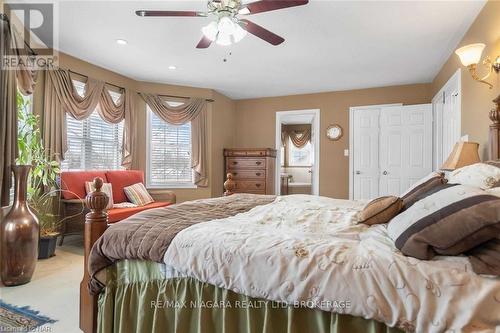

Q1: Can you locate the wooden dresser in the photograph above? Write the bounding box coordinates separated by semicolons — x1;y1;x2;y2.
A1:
224;148;277;195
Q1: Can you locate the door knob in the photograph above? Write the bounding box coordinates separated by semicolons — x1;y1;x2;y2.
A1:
382;171;388;175
355;171;361;175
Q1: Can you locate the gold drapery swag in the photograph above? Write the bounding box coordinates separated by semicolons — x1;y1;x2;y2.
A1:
282;129;311;148
0;18;38;206
139;93;208;187
42;68;135;168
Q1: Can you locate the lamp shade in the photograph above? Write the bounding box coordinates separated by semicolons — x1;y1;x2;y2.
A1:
441;141;480;171
455;43;486;66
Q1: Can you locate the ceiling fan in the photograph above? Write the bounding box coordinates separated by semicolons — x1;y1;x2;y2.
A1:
135;0;309;48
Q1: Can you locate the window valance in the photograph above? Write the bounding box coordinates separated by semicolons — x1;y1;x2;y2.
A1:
282;129;311;148
42;69;135;168
139;93;208;187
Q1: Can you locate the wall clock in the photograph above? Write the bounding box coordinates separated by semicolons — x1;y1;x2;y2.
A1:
326;124;343;141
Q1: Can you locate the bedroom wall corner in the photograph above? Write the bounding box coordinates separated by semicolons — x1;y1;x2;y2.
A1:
210;91;237;198
431;0;500;159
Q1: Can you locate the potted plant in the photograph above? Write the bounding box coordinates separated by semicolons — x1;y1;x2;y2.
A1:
17;92;63;259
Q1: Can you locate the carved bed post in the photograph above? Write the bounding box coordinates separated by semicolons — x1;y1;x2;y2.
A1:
80;177;109;333
489;94;500;160
224;173;235;196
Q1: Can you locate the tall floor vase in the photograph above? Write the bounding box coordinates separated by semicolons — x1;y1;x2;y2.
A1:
0;165;39;286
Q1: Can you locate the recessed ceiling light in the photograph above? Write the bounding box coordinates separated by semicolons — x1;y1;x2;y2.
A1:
116;39;127;45
168;65;177;70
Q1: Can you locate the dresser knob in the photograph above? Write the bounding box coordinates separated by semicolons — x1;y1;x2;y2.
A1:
233;172;238;176
232;161;238;165
256;161;262;165
256;172;261;176
256;183;261;187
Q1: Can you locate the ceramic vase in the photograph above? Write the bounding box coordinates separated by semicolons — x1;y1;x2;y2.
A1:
0;165;39;286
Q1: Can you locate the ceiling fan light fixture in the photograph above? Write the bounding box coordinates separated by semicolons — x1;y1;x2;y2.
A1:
216;32;232;46
218;16;236;36
232;24;247;43
202;21;218;41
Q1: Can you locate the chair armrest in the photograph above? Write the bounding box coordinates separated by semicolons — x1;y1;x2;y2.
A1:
61;198;85;205
147;190;176;204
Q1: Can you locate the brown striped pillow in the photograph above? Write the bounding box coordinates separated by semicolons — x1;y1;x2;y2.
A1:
123;183;154;206
359;196;403;225
467;236;500;276
388;185;500;263
401;172;447;210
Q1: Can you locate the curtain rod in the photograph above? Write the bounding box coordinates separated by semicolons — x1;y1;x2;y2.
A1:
68;69;125;91
0;13;37;56
138;92;214;103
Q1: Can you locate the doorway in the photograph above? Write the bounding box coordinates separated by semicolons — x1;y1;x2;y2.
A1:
275;110;320;195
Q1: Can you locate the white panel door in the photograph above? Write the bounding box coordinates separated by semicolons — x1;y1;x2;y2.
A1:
432;69;461;170
442;88;460;163
380;104;433;196
352;108;380;200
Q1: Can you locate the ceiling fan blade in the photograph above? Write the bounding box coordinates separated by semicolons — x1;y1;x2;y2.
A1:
196;36;213;49
240;0;308;15
136;10;207;17
239;19;284;46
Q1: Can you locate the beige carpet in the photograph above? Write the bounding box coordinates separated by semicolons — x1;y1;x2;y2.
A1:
0;235;83;333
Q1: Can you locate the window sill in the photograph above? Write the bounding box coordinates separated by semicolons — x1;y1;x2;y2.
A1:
147;184;198;190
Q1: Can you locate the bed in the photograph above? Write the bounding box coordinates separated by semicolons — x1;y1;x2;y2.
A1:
80;99;500;333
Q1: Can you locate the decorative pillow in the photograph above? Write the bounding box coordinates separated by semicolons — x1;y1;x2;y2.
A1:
85;181;114;210
401;172;447;209
388;184;500;261
123;183;154;206
485;160;500;168
467;236;500;276
359;196;403;225
447;162;500;189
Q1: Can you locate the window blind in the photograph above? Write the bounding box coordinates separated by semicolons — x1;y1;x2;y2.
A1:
61;81;124;170
147;106;193;187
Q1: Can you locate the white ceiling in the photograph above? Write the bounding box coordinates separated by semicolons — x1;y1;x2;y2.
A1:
53;0;485;99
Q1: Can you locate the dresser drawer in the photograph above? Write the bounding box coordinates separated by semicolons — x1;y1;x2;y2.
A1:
230;170;265;179
234;180;266;191
233;189;266;195
226;158;266;169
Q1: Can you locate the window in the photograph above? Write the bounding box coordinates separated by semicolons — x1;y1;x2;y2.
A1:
288;137;312;167
12;92;33;203
146;106;194;188
61;81;124;170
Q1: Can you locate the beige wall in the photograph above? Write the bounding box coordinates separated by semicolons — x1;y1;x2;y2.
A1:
431;0;500;159
210;92;236;197
234;84;431;199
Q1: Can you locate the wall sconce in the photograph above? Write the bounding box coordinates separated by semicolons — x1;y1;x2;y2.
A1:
455;43;500;89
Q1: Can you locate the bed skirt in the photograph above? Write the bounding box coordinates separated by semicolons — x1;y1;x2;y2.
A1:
98;260;404;333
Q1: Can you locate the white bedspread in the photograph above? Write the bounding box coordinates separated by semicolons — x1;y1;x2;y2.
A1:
164;195;500;332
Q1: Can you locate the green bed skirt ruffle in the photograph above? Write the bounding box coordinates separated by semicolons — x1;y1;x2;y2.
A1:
98;260;404;333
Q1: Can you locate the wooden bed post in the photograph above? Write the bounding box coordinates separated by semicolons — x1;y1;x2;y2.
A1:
224;173;235;196
80;177;109;333
489;94;500;160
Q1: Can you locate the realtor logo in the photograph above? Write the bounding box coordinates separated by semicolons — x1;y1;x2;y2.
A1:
2;1;59;69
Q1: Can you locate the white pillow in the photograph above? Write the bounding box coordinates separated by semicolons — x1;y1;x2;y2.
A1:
447;163;500;189
85;181;114;210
